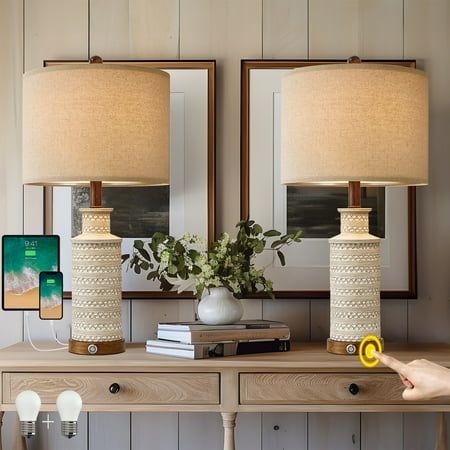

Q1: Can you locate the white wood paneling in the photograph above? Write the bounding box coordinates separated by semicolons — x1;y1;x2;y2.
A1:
263;299;310;341
262;0;308;58
309;0;360;58
180;0;262;235
308;413;360;450
131;299;195;342
262;413;307;450
24;0;88;71
361;413;403;450
358;0;404;58
309;0;403;59
381;300;408;343
131;413;178;450
403;413;440;450
236;413;262;450
179;413;222;450
0;0;24;349
89;413;130;450
1;412;23;450
90;0;179;59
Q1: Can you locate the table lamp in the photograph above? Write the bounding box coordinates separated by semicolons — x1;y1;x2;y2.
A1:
22;57;169;355
281;57;428;355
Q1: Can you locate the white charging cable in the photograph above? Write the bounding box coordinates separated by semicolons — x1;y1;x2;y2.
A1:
24;312;67;352
49;320;68;346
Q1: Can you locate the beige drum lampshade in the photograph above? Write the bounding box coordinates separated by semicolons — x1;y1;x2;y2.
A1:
22;64;169;186
281;64;428;186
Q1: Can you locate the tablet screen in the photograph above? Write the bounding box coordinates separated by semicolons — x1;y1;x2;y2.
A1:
2;235;60;310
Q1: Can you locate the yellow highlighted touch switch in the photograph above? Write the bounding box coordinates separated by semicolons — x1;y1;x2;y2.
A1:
359;335;382;368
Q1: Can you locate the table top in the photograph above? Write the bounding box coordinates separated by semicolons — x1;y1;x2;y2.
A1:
0;342;449;372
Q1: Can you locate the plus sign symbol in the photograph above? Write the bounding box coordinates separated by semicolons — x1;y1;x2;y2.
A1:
41;413;55;430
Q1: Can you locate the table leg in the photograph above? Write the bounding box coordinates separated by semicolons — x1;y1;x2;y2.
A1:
221;412;237;450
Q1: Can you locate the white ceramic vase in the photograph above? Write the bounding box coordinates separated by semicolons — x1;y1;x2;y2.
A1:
197;287;244;325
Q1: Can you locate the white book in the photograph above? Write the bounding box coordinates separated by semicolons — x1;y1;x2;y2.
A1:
146;339;234;349
157;326;290;344
157;320;288;332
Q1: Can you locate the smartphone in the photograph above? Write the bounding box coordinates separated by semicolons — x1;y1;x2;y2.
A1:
39;271;63;320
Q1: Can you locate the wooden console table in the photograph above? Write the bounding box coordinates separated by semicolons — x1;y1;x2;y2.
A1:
0;342;449;450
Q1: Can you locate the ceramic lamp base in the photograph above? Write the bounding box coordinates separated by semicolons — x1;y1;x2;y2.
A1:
328;208;382;356
70;208;124;355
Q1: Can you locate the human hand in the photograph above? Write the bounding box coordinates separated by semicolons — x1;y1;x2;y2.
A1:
373;351;450;401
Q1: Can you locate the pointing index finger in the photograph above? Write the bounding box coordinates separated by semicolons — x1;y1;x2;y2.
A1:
373;351;408;375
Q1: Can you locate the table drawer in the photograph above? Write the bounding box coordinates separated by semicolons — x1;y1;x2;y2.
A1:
241;373;412;405
3;372;220;405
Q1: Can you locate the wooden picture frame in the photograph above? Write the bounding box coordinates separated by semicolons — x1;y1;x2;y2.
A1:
43;59;216;300
241;59;417;300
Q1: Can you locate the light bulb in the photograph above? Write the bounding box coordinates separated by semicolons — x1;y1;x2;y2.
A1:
15;390;41;438
56;390;82;438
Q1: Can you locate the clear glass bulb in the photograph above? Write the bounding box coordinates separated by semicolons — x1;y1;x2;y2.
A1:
15;390;41;421
15;390;41;438
56;390;82;438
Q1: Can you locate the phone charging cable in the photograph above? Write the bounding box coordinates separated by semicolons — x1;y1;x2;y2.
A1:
24;312;68;351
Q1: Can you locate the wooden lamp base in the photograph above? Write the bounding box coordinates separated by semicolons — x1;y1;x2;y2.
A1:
327;338;384;355
69;339;125;356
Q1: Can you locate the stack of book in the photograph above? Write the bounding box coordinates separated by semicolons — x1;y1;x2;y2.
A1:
146;320;290;359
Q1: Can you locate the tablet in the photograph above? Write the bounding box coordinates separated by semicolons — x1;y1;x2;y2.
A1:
2;235;60;310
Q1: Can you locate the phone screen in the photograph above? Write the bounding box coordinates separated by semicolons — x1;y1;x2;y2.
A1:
39;272;63;320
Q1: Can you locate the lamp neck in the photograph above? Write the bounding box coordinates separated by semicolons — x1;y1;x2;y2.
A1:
90;181;102;208
348;181;361;208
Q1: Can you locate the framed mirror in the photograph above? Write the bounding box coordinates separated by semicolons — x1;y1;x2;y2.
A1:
43;60;216;299
241;59;417;299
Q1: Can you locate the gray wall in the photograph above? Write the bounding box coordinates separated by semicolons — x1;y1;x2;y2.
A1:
1;0;450;449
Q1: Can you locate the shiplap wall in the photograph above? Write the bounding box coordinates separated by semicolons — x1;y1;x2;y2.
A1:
1;0;450;449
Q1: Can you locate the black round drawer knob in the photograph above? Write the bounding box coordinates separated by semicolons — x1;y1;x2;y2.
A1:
109;383;121;394
349;383;359;395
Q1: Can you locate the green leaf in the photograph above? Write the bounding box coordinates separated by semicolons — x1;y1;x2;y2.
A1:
277;250;286;266
253;224;263;235
140;261;150;271
168;265;177;275
255;240;265;253
271;240;282;249
263;229;281;237
152;231;166;242
134;240;144;249
133;264;141;274
146;270;159;280
137;247;151;261
175;241;185;254
160;277;174;291
192;265;202;275
121;254;130;264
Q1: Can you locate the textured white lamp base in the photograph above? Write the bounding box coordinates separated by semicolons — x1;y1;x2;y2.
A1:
327;208;382;355
69;208;125;355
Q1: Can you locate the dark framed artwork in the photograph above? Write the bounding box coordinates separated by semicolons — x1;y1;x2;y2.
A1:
241;59;417;299
44;60;216;299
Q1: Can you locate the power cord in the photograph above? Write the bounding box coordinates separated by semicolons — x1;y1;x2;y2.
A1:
49;320;68;346
24;312;68;352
